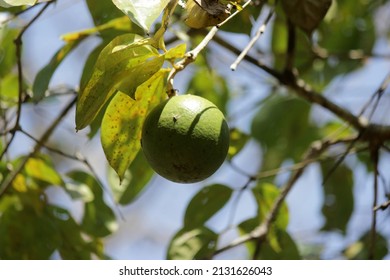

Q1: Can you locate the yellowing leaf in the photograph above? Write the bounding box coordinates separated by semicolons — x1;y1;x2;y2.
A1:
101;69;168;180
164;43;187;60
0;0;36;7
25;157;63;187
75;34;164;130
12;174;27;192
61;17;131;42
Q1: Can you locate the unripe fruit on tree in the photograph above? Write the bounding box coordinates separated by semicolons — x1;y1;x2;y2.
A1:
141;95;230;183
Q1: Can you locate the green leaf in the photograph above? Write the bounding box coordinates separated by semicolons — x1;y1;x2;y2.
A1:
318;0;376;53
25;156;64;187
167;227;218;260
0;205;60;259
61;17;132;42
64;182;94;202
343;231;388;260
0;27;19;77
0;0;36;7
238;218;301;260
75;33;164;130
0;73;18;107
48;206;98;259
184;184;233;230
281;0;332;34
108;150;154;205
320;121;355;139
251;95;319;170
356;150;374;173
320;161;354;234
87;0;129;27
164;43;186;60
112;0;171;32
252;183;289;230
101;69;167;180
67;171;118;238
32;39;83;102
228;128;250;160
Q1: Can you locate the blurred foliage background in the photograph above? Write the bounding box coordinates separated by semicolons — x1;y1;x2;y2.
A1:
0;0;390;259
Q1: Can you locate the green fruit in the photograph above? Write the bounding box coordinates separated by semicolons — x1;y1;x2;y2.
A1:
141;94;230;183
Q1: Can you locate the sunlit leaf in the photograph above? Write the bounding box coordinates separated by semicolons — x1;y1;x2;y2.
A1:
67;171;118;237
25;156;64;187
281;0;332;34
0;74;18;107
32;39;83;102
64;182;94;202
228;128;250;160
238;218;301;260
167;227;218;260
61;17;133;42
108;150;154;205
112;0;170;32
320;121;354;139
0;27;19;77
184;184;233;230
0;0;36;7
101;69;168;180
75;33;164;130
164;43;186;60
320;161;354;234
12;173;27;192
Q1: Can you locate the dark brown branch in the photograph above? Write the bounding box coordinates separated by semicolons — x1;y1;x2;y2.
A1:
368;143;380;260
374;200;390;211
284;19;295;73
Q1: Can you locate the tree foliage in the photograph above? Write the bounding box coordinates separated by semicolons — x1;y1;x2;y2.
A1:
0;0;390;259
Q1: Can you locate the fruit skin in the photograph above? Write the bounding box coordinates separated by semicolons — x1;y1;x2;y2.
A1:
141;94;230;183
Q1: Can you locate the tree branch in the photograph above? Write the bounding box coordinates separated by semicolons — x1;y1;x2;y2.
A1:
0;96;77;198
213;34;390;142
214;137;349;256
230;5;274;70
166;0;253;96
0;1;53;161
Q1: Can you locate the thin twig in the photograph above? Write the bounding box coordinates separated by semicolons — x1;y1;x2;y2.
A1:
374;200;390;211
0;96;77;198
0;1;53;161
359;72;390;120
230;6;274;71
368;144;380;260
166;0;253;96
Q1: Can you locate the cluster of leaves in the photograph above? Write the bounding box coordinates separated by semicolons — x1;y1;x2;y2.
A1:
1;0;390;259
